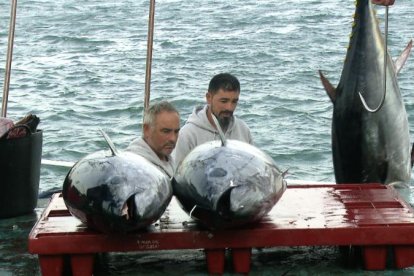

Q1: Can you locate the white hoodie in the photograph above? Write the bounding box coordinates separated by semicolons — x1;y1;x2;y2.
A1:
172;105;253;167
126;137;175;179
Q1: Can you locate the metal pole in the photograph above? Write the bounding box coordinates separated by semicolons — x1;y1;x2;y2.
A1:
1;0;17;118
144;0;155;112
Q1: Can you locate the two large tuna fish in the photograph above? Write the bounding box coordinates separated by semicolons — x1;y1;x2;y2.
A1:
320;0;413;186
63;132;286;232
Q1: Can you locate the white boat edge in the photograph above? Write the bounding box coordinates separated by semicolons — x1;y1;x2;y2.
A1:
41;159;74;168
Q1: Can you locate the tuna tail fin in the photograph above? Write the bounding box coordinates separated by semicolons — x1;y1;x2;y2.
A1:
394;40;412;75
319;70;336;103
211;114;227;146
99;128;119;156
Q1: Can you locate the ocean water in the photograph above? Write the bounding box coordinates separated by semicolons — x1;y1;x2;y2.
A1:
0;0;414;275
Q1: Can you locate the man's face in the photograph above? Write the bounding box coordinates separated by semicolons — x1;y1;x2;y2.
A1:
144;111;180;160
206;89;239;129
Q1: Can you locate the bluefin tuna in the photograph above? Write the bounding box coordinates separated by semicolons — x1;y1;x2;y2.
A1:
319;0;412;186
173;116;286;229
62;131;172;233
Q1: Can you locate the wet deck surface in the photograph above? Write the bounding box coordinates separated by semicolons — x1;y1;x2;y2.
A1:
28;184;414;275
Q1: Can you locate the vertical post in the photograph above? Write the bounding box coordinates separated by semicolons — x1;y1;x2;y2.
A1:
144;0;156;113
1;0;18;118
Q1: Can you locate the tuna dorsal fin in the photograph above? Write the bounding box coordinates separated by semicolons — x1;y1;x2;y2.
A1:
282;169;289;178
211;114;227;146
319;70;336;103
99;128;119;156
394;40;413;75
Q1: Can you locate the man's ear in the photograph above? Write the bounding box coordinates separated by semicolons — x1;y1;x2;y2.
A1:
206;92;212;104
143;123;150;138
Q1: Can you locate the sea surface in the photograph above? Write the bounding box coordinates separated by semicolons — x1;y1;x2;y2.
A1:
1;0;414;275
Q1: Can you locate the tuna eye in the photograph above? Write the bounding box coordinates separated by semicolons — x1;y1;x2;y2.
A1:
208;168;227;177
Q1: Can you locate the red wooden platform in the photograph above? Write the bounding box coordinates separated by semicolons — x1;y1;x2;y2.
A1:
28;184;414;275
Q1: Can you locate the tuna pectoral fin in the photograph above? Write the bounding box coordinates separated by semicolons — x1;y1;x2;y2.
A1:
215;187;236;219
319;70;336;103
394;40;412;75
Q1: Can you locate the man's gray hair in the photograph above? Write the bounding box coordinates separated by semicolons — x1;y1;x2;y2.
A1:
143;101;179;127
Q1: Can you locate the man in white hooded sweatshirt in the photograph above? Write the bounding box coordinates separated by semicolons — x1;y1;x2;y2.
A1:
126;101;180;178
172;73;253;167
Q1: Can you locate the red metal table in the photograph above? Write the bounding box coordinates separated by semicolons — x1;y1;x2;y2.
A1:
28;184;414;275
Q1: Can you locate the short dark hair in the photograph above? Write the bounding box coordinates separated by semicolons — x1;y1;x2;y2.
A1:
208;73;240;94
143;101;179;127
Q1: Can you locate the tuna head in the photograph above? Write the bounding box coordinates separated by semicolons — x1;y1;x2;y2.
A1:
173;140;286;229
63;150;172;233
319;0;412;186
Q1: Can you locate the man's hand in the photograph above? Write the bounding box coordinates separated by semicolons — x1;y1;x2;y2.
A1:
372;0;395;6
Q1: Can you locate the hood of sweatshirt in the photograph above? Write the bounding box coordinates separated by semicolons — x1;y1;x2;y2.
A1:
186;105;235;134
